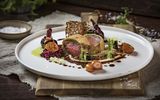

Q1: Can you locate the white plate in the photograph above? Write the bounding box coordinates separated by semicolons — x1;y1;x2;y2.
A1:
15;26;154;81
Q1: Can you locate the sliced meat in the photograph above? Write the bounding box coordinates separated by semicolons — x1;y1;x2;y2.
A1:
63;40;81;57
63;34;90;57
84;34;104;54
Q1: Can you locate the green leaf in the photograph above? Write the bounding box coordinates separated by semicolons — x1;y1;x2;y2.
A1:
1;0;15;13
115;7;132;24
106;38;117;59
107;38;115;50
107;50;113;59
0;0;48;14
34;0;47;6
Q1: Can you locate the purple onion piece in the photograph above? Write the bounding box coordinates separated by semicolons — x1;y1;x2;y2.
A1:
90;19;104;38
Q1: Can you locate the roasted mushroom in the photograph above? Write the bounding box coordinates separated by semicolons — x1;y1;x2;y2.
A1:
121;43;134;54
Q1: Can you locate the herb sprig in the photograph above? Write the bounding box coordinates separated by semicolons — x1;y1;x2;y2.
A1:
115;7;132;24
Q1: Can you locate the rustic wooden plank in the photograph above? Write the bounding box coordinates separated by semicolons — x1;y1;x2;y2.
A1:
35;72;144;96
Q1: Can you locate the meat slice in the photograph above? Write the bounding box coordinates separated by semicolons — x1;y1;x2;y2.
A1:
64;40;81;56
84;34;104;54
63;34;90;57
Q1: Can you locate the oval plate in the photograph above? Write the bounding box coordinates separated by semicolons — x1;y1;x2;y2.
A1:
15;26;154;81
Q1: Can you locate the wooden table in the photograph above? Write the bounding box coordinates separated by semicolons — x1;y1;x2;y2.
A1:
0;2;160;100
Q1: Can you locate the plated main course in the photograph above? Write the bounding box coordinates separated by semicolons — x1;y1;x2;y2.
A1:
32;19;135;73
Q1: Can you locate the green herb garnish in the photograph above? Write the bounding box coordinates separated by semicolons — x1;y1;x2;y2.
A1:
107;38;116;50
106;38;117;59
115;7;132;24
107;50;113;59
79;47;88;61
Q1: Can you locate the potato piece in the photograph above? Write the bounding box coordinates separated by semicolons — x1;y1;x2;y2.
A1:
85;63;94;72
91;60;102;70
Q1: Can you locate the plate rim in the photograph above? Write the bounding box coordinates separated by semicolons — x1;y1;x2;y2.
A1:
15;25;154;81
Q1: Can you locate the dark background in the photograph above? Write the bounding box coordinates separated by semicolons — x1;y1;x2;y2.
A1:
57;0;160;18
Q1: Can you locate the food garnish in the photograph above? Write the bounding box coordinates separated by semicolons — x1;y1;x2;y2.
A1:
32;20;136;73
85;60;102;72
120;43;134;54
91;60;102;70
65;21;87;37
40;28;64;59
85;63;95;72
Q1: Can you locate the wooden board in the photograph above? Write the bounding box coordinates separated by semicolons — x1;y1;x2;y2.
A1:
35;72;144;96
35;25;145;96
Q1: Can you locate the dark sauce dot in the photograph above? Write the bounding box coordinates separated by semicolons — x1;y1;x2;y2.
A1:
68;65;72;67
72;66;75;68
54;61;58;64
116;60;121;63
78;67;82;69
109;64;115;67
63;64;67;66
57;38;64;41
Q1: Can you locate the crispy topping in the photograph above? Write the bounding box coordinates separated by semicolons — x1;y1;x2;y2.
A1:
66;21;87;37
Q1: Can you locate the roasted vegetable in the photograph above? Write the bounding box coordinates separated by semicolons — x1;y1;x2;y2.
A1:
91;60;102;70
120;43;134;54
41;28;59;52
44;41;59;52
85;60;103;73
41;28;52;48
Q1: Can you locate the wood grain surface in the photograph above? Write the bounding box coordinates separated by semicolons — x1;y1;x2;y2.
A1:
36;72;144;96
